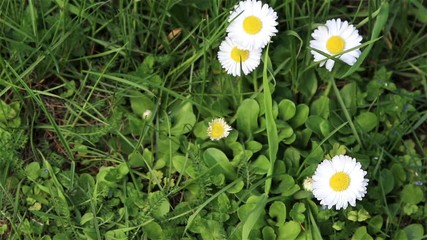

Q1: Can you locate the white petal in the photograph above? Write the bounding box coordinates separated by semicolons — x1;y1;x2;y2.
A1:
325;59;335;71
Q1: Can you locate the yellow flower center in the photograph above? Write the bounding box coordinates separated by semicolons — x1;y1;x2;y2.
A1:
230;47;249;62
326;35;345;54
329;172;350;191
243;16;262;34
209;122;225;139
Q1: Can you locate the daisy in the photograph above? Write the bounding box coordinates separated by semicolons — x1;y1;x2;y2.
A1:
227;0;278;50
207;118;232;141
217;37;262;76
312;155;369;210
310;18;363;71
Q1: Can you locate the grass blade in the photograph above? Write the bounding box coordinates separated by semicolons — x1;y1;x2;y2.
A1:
262;45;279;195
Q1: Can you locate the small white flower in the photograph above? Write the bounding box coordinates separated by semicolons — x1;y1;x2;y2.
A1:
303;177;314;192
217;37;262;76
227;0;278;50
312;155;369;210
207;118;232;141
143;110;152;119
310;18;362;71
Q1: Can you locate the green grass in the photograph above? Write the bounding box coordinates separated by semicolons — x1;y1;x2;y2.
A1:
0;0;426;239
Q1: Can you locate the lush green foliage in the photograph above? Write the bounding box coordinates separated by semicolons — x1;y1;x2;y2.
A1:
0;0;426;239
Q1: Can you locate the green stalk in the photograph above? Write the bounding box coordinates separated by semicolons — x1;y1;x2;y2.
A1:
331;78;362;147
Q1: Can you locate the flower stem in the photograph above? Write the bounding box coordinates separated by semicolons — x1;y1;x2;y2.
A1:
331;78;362;147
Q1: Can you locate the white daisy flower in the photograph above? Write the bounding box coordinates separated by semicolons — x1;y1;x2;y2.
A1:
227;0;278;50
312;155;369;210
217;37;262;76
310;18;363;71
207;118;232;141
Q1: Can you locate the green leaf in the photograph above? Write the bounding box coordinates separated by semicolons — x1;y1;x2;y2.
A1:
169;101;196;135
216;193;231;213
347;211;358;222
128;113;146;136
289;202;306;223
138;54;155;74
236;99;260;138
25;162;40;180
226;179;244;194
355;112;378;133
0;224;7;235
332;221;345;231
366;67;393;100
278;221;301;240
351;226;373;240
246;141;263;153
199;220;226;240
193;120;208;139
142;221;164;240
284;147;301;170
231;150;253;168
79;173;95;192
298;69;317;99
295;128;312;148
327;143;347;159
157;135;180;160
128;151;144;168
80;212;94;225
403;203;418;215
394;230;408;240
411;0;427;24
53;233;70;240
105;229;128;240
306;115;331;137
239;194;268;239
278;99;296;121
356;209;371;222
60;80;76;98
105;163;129;183
401;184;424;204
273;174;300;196
289;104;309;128
305;142;324;164
129;90;155;117
172;155;197;178
148;191;170;218
269;201;286;225
311;96;330;119
340;82;358;116
293;190;312;200
368;215;383;234
203;148;236;180
379;169;394;195
0;100;18;122
250;155;270;175
402;224;424;240
391;163;406;188
278;122;294;141
262;226;277;240
229;142;244;156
